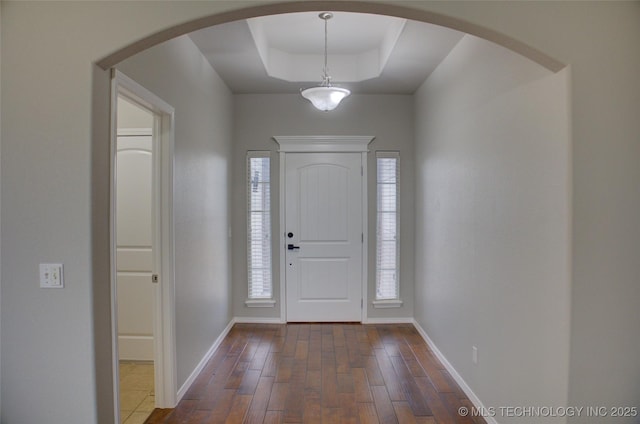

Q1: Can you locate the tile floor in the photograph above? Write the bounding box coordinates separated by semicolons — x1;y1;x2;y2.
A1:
119;361;155;424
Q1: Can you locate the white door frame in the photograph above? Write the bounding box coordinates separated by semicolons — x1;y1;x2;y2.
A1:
110;70;177;419
274;136;374;323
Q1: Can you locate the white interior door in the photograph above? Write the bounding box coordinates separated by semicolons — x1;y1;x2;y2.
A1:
116;131;155;360
285;153;363;321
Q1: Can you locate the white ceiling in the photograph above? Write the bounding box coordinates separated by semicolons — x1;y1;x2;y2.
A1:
189;11;464;94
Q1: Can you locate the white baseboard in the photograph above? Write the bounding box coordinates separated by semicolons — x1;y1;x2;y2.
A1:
176;318;236;401
363;317;414;324
118;335;154;361
412;319;498;424
234;316;285;324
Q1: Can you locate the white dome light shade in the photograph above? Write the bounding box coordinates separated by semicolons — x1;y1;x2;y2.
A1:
301;86;351;111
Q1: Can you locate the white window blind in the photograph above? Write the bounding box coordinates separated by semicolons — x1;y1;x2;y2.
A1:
247;152;272;299
376;152;400;300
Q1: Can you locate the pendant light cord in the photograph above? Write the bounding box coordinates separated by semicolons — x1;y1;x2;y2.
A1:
324;16;328;80
320;12;333;86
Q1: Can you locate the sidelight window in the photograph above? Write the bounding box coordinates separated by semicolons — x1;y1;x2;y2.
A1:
247;152;272;299
376;152;400;301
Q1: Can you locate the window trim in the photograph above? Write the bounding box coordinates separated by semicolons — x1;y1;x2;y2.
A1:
246;151;274;305
374;151;402;305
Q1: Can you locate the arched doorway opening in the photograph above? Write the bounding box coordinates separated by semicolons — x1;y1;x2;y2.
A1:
92;2;569;422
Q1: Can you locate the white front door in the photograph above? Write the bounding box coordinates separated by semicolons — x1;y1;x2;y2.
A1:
285;153;363;322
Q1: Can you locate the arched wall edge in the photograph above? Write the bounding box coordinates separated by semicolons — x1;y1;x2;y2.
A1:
90;1;567;420
95;0;565;73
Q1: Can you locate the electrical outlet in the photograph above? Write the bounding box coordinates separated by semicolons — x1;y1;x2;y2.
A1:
40;263;64;288
472;345;478;364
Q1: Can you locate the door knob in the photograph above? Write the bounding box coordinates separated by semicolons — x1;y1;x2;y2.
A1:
287;244;300;250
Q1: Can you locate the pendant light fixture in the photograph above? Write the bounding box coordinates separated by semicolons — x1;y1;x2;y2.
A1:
301;12;350;111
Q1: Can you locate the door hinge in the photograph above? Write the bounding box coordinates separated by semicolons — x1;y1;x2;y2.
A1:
361;298;363;308
151;274;159;283
361;166;363;176
362;233;364;243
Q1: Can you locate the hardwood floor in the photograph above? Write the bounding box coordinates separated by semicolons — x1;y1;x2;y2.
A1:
144;323;485;424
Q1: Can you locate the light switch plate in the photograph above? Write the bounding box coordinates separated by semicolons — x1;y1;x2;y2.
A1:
40;263;64;288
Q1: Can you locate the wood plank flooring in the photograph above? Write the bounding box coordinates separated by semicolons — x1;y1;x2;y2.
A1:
144;324;485;424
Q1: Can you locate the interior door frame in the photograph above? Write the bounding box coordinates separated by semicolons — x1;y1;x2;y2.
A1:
274;136;374;323
110;70;177;418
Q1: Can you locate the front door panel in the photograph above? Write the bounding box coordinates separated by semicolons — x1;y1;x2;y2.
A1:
285;153;363;321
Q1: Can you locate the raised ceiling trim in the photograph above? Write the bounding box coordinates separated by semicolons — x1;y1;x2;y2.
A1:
96;1;565;73
245;14;407;83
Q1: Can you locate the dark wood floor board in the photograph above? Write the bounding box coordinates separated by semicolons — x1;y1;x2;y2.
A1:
237;369;261;395
320;352;339;408
393;401;420;424
225;361;250;390
302;392;322;424
186;409;211;423
282;330;299;358
305;369;322;394
344;328;365;368
294;340;309;361
383;342;401;357
397;341;427;378
283;384;305;423
370;385;398;424
275;357;293;383
160;400;196;422
238;341;260;364
440;392;476;424
145;324;485;424
249;342;271;371
307;331;322;371
224;394;252;424
336;372;355;394
261;352;279;378
332;325;346;347
247;376;274;415
389;355;432;416
363;355;386;387
267;382;289;411
412;345;447;382
296;324;310;340
373;347;405;401
352;367;373;402
321;407;341;423
357;402;380;424
283;360;307;422
441;369;467;399
242;410;267;424
338;393;359;424
335;345;351;374
261;411;282;424
365;326;383;350
204;389;236;423
195;378;228;411
227;333;250;357
321;332;334;352
414;376;456;424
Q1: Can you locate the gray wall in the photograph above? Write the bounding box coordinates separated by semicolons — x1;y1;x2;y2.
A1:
232;94;415;321
414;34;571;420
1;2;639;423
117;35;233;388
